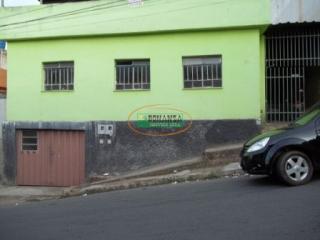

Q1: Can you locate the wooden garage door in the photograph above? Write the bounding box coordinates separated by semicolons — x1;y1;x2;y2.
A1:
16;130;85;187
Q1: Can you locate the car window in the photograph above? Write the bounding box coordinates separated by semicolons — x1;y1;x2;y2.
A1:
295;108;320;126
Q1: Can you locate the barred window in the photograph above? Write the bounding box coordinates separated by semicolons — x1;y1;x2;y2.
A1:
183;56;222;88
22;130;38;151
44;62;74;91
116;60;150;90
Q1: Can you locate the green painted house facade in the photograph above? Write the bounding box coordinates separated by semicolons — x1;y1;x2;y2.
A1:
0;0;271;185
7;29;266;121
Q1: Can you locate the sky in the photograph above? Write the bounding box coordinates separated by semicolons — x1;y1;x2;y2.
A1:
4;0;40;7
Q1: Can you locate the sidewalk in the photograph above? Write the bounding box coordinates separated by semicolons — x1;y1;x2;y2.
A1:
64;162;243;198
0;143;244;205
0;185;65;205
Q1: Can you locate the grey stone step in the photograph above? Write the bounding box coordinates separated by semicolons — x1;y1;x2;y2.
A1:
203;143;243;166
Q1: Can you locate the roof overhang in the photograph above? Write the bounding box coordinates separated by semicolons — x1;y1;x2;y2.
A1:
271;0;320;25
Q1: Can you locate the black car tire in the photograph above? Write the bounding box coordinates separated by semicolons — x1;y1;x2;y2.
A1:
276;151;314;186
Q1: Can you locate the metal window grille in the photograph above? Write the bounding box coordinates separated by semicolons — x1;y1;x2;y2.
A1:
22;130;38;151
265;25;320;122
44;62;74;91
266;67;305;122
266;28;320;68
183;56;222;88
116;60;150;90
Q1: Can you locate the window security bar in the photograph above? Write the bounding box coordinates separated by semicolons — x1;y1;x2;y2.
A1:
116;64;150;90
183;63;222;88
44;62;74;91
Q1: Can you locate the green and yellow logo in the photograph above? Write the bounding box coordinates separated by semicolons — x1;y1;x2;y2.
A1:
128;105;192;136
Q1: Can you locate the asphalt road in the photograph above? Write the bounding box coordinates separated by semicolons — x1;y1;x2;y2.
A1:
1;175;320;240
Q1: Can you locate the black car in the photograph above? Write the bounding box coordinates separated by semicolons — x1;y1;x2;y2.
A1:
241;103;320;186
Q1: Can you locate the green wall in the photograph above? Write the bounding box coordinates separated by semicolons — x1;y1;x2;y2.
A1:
7;29;263;122
260;33;266;122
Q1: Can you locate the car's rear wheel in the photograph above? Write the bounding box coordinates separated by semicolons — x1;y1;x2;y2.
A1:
276;151;313;186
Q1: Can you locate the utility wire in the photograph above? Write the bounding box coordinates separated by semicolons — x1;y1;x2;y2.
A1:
1;0;229;35
0;0;126;28
2;0;158;31
0;0;155;31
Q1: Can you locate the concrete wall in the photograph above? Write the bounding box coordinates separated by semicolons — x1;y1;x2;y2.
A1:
0;98;6;138
7;29;264;122
0;98;6;183
0;136;4;184
86;120;259;176
2;120;260;183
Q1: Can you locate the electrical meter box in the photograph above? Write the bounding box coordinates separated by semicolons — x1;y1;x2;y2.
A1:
97;124;114;136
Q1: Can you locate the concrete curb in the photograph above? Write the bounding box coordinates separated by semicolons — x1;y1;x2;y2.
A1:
62;161;243;199
63;170;219;198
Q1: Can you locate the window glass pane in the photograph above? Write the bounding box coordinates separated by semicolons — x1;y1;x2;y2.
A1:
213;80;222;87
183;66;188;81
23;138;37;144
184;81;192;88
218;64;222;79
203;80;213;87
132;60;149;65
22;130;37;137
212;65;217;79
22;145;37;151
193;81;202;87
183;56;221;65
22;130;38;151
